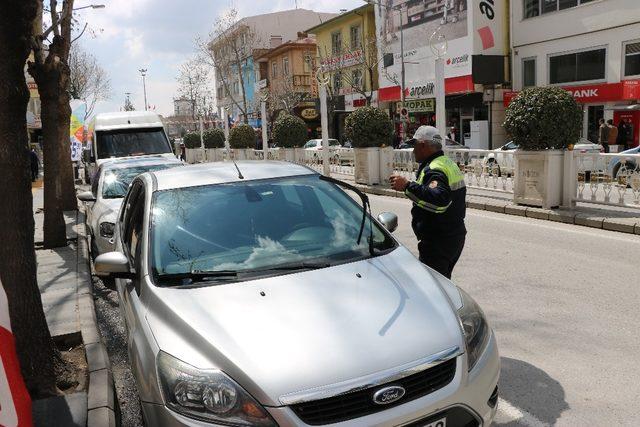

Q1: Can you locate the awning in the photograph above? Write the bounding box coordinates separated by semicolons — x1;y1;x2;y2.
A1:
378;75;477;103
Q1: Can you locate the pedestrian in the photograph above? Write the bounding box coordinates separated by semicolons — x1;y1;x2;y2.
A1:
447;126;457;143
598;118;609;153
616;119;628;151
29;147;39;182
607;119;618;151
389;125;467;279
179;142;186;162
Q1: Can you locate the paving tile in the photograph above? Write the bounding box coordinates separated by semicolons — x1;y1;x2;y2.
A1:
504;205;528;216
87;407;117;427
85;343;109;373
547;210;576;224
88;369;115;410
602;217;637;233
526;208;550;220
574;213;605;229
484;200;507;213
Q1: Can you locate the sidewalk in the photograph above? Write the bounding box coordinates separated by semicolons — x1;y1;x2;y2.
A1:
31;187;117;427
334;174;640;235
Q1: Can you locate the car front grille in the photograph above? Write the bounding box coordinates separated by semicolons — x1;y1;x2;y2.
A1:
289;358;457;425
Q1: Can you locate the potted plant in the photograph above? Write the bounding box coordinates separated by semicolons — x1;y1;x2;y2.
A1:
228;124;256;160
503;86;582;208
272;114;307;162
182;132;202;163
344;106;394;185
203;128;225;162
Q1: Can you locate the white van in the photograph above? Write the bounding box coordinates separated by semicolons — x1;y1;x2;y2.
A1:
83;111;175;182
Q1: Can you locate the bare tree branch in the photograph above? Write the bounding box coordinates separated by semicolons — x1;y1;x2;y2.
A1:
71;22;88;44
68;43;111;120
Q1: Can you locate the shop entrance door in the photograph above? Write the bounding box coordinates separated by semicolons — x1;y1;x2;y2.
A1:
586;105;604;143
461;115;473;145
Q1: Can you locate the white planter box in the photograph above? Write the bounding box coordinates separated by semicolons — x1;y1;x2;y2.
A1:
294;148;305;163
205;148;216;162
279;148;295;162
379;147;394;184
354;147;381;185
231;149;246;160
185;148;198;164
514;150;564;209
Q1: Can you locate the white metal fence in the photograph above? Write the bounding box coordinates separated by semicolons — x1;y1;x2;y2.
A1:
184;147;640;210
571;151;640;208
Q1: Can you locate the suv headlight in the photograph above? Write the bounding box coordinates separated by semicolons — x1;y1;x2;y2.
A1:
99;222;115;238
457;288;490;371
157;352;276;426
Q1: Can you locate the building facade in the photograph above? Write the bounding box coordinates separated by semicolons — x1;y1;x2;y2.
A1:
306;4;379;140
509;0;640;147
173;97;194;119
255;35;319;135
374;0;510;148
211;9;335;128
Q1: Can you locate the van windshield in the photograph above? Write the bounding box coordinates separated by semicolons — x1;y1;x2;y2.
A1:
96;128;172;159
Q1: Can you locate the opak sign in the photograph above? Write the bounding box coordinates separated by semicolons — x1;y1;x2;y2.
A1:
405;99;435;113
0;284;32;427
503;81;640;107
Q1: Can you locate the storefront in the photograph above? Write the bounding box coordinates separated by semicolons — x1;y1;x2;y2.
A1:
504;79;640;147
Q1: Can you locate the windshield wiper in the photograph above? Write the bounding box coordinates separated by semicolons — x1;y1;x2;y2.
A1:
319;175;374;256
155;270;238;284
248;261;331;272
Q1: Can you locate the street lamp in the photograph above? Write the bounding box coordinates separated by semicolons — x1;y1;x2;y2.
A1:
139;68;148;111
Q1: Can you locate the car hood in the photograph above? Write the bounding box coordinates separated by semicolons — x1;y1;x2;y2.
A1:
145;247;464;406
96;198;122;221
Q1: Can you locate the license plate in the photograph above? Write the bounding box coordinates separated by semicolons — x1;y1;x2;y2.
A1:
418;417;446;427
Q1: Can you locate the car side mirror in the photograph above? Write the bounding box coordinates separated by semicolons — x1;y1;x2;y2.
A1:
94;252;134;279
377;212;398;233
77;191;96;202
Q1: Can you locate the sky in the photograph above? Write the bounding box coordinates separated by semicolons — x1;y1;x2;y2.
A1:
78;0;363;119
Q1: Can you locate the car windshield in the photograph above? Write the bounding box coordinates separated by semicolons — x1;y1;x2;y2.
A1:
102;164;179;199
96;127;172;159
150;175;396;284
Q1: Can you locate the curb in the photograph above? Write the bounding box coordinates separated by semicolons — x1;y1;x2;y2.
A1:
351;183;640;235
76;208;120;427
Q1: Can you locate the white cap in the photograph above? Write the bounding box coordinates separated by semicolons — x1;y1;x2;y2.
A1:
413;125;442;143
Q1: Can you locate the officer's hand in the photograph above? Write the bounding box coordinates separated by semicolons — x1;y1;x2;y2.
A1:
389;175;408;191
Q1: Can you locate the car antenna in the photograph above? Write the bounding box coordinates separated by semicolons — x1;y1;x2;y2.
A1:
231;157;244;179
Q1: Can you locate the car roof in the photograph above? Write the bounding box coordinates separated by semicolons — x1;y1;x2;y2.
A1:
150;161;317;191
101;156;182;172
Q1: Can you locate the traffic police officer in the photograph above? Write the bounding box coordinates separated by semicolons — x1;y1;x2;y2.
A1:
389;126;466;279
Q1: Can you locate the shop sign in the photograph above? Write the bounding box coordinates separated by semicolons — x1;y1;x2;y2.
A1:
405;99;435;113
407;82;435;98
446;54;470;69
300;108;318;120
320;49;363;72
623;79;640;99
257;79;268;89
504;82;629;107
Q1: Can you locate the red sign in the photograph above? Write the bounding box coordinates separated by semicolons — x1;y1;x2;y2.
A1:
623;79;640;99
0;287;32;427
505;83;623;106
378;75;476;102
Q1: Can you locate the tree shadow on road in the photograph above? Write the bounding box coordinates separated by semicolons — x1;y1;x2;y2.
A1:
494;356;569;426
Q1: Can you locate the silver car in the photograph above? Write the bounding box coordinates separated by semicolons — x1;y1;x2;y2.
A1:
78;156;183;257
95;161;499;427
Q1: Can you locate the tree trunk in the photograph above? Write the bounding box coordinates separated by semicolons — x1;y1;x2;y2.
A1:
0;0;63;397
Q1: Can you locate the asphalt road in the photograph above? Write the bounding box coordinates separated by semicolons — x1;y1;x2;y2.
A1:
367;193;640;426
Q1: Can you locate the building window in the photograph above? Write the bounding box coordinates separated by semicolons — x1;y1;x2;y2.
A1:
350;25;362;50
233;81;239;95
624;40;640;77
303;54;313;73
332;71;342;93
523;58;536;88
331;31;342;56
351;69;363;89
524;0;596;18
283;57;290;76
549;48;606;84
271;61;278;78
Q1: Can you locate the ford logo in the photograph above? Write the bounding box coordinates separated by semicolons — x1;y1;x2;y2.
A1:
372;385;406;405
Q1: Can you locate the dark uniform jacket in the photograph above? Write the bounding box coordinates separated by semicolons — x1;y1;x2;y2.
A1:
404;150;467;239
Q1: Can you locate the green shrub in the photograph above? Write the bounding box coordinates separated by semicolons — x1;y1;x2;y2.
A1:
344;106;394;148
228;124;256;149
183;132;201;149
503;86;582;150
272;114;307;148
203;128;225;148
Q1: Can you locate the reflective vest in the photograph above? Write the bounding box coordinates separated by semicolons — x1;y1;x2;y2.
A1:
405;155;466;214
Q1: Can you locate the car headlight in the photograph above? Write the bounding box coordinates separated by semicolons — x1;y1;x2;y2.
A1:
457;288;490;372
157;352;276;426
99;222;115;238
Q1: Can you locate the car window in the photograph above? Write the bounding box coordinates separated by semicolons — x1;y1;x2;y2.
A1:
503;141;519;150
102;164;180;199
120;181;142;246
150;175;395;284
304;141;317;148
329;139;339;146
91;166;101;197
96;127;172;159
123;184;145;265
